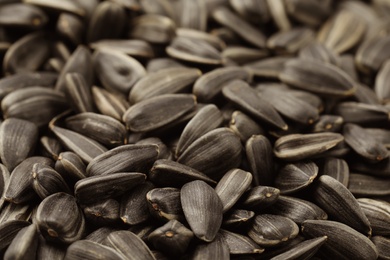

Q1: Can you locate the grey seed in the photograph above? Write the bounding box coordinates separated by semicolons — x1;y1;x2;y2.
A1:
280;58;357;97
313;141;352;159
106;230;156;260
90;39;154;58
312;115;344;133
176;28;226;51
86;144;159;176
109;0;140;10
23;0;85;16
275;161;318;194
140;0;173;17
57;13;85;46
36;235;67;260
148;220;194;256
274;132;344;161
267;27;315;55
301;220;378;260
349;158;390;178
136;137;170;160
256;236;305;260
375;59;390;103
266;0;291;31
130;14;176;44
42;57;64;72
219;229;264;255
177;0;207;31
0;164;10;210
268;196;328;225
40;136;63;161
215;169;252;213
343;123;388;162
55;45;93;93
36;192;85;244
166;36;222;65
176;104;223;157
2;86;68;127
65;112;127;148
318;10;366;54
349;173;390;197
287;88;324;112
229;110;264;143
146;187;184;222
123;94;197;133
246;135;274;186
192;234;229;260
85;227;118;244
339;54;359;81
3;156;53;204
93;49;146;95
321;157;349;187
3;31;50;74
83;199;120;225
356;35;390;75
245;57;290;79
64;73;95;113
248;214;299;247
284;0;331;27
230;0;270;24
64;240;123;260
4;224;38;260
353;83;381;105
32;163;71;199
55;151;87;184
92;86;129;121
125;225;154;243
0;3;48;28
0;202;30;225
120;181;154;225
181;180;223;242
371;236;390;260
298;42;340;66
258;86;320;125
212;6;266;48
87;1;126;43
365;128;390;149
0;118;38;171
223;80;287;130
333;102;390;125
146;58;186;73
271;236;327;260
358;198;390;236
177;128;242;181
0;72;57;101
149;159;216;187
193;67;252;103
0;220;30;251
129;67;201;104
75;172;146;205
222;46;269;65
50;125;108;164
222;209;255;229
240;186;280;210
312;175;372;236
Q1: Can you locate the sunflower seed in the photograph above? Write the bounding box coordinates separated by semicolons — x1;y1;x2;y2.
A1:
0;164;10;210
339;54;359;81
334;102;390;125
55;151;86;184
146;187;184;222
267;27;315;55
90;39;154;58
136;137;170;160
266;0;291;31
349;173;390;197
240;186;280;210
365;128;390;148
371;236;390;260
83;199;120;225
230;0;270;24
24;0;85;16
192;233;229;260
0;3;48;28
222;209;255;229
284;0;331;27
358;198;390;236
312;115;344;133
353;83;381;105
229;111;264;143
56;13;85;46
140;0;173;17
219;229;264;255
4;224;38;260
177;0;207;31
298;42;340;66
245;57;291;79
375;59;390;103
320;157;349;187
65;239;123;260
40;136;63;161
0;220;30;251
92;86;129;121
301;220;378;260
146;58;186;73
222;46;269;65
356;35;390;75
0;202;31;225
270;236;327;260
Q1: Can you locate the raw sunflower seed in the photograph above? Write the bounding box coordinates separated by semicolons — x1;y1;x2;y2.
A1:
181;180;223;242
284;0;331;27
333;102;390;125
3;224;39;260
312;115;344;133
222;209;255;229
320;157;349;187
146;187;184;222
91;86;129;121
90;39;154;58
270;236;327;260
230;0;270;24
55;151;86;184
40;136;63;161
0;220;30;251
245;57;290;79
357;198;390;236
56;13;84;46
353;83;381;105
229;110;264;143
365;128;390;148
0;3;48;28
65;240;124;260
146;58;186;73
298;42;340;66
371;236;390;260
355;35;390;75
24;0;85;16
83;199;120;225
219;229;264;255
267;27;315;55
64;73;95;113
240;186;280;210
375;59;390;103
136;137;170;160
36;235;66;260
222;46;269;65
266;0;291;31
0;163;10;210
349;173;390;197
339;54;359;81
192;234;229;260
177;0;207;31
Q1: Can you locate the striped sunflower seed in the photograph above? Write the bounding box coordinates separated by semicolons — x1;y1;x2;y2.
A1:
245;57;290;79
222;46;269;65
371;236;390;260
222;209;255;230
355;35;390;75
90;39;154;58
91;86;129;121
284;0;331;27
349;173;390;197
64;73;95;113
3;224;38;260
219;229;264;255
56;13;84;46
312;115;344;133
298;42;340;66
65;240;123;260
358;198;390;236
0;220;30;251
320;157;350;187
146;187;184;222
83;199;120;225
55;151;86;184
229;110;264;143
375;59;390;103
240;186;280;210
40;136;63;161
267;27;315;55
192;234;229;260
0;3;47;29
266;0;291;31
230;0;270;24
334;102;390;125
177;0;207;31
270;236;327;260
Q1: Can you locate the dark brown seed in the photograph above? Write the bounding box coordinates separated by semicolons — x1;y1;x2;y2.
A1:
301;220;378;260
136;137;170;160
349;174;390;197
266;0;291;31
219;229;264;255
353;83;381;105
146;187;184;222
0;163;10;210
298;42;340;66
4;224;39;260
365;128;390;149
36;192;85;244
146;58;186;73
375;60;390;103
222;80;288;130
85;227;117;244
74;172;146;204
312;175;372;235
0;202;31;224
0;220;30;251
349;158;390;178
339;54;359;81
0;3;48;28
177;128;242;181
321;157;350;187
248;214;299;247
64;73;95;113
86;144;159;176
358;198;390;236
181;180;223;242
0;118;38;171
24;0;85;16
65;240;124;260
230;0;270;24
270;236;327;260
83;198;120;225
285;0;331;27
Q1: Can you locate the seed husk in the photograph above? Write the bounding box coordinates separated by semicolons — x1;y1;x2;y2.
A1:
267;27;315;55
74;172;146;205
358;198;390;236
279;58;357;97
86;144;159;176
270;236;327;260
320;157;350;187
371;236;390;260
348;173;390;197
64;73;95;113
23;0;85;16
177;128;242;181
40;136;63;161
222;46;269;65
65;239;124;260
312;175;372;236
248;214;299;247
266;0;291;31
0;163;10;210
219;229;264;255
181;180;223;242
349;157;390;178
333;102;390;125
55;151;87;184
83;199;120;225
106;230;156;260
240;186;280;210
146;187;184;222
312;115;344;133
191;234;229;260
90;39;154;58
230;0;270;24
4;224;39;260
136;137;170;160
298;42;340;66
245;57;291;79
0;220;30;251
229;110;264;143
92;86;129;121
365;128;390;149
56;13;84;46
93;49;146;95
146;58;186;73
36;192;85;244
353;83;381;105
285;0;331;27
355;35;390;75
222;209;255;229
301;220;378;260
130;14;176;44
274;132;344;161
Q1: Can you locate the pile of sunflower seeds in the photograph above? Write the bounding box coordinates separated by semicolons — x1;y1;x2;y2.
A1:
0;0;389;259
